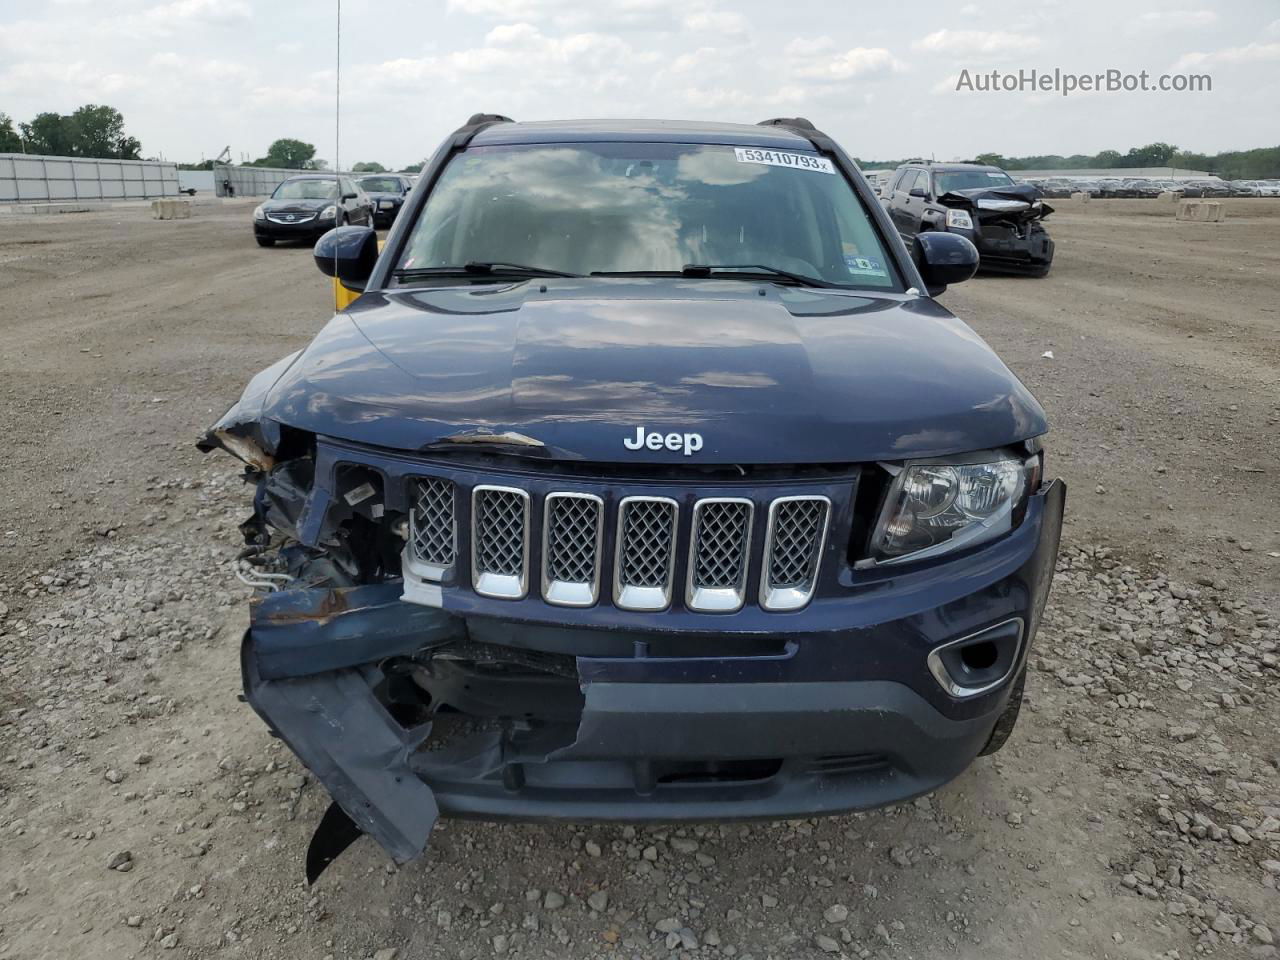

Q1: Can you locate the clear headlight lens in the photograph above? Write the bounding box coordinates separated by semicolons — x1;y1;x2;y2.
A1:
871;453;1040;563
945;209;974;230
320;204;338;219
253;204;266;220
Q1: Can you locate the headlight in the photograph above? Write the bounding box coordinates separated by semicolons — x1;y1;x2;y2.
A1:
945;209;974;230
870;452;1041;564
320;205;338;219
253;205;266;221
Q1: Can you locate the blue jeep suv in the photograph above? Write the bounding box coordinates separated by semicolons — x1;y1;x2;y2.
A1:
202;114;1065;880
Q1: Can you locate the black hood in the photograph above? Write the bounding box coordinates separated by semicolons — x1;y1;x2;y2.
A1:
937;184;1052;220
262;197;332;214
212;279;1047;464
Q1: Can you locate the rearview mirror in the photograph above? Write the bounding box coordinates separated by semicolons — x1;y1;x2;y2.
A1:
314;225;378;287
912;232;979;297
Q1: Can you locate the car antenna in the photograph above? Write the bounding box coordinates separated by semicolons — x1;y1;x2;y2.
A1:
333;0;342;283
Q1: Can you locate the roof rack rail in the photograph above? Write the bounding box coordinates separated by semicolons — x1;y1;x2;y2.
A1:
901;158;931;165
757;117;816;131
465;113;514;126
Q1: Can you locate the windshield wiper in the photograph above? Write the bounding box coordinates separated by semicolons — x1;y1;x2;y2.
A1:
393;261;582;280
591;264;832;287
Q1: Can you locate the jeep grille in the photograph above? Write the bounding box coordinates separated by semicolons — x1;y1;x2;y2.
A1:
406;479;832;613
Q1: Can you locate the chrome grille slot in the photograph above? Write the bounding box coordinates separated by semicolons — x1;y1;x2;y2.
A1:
408;477;456;578
761;496;829;611
543;493;603;607
471;486;530;599
614;497;678;611
687;498;753;612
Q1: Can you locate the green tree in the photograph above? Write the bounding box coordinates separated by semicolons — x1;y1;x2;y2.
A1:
351;160;386;172
254;138;317;169
20;112;76;155
0;112;21;152
399;159;427;173
69;104;141;159
971;152;1009;168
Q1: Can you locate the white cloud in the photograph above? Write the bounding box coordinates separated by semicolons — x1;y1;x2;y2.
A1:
145;0;251;24
796;47;908;81
683;9;747;34
913;28;1041;57
1174;41;1280;69
783;36;836;58
1137;9;1216;31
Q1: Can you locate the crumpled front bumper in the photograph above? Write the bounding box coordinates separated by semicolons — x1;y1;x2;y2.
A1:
241;481;1064;865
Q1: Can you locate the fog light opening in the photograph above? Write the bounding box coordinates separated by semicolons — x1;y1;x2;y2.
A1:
959;640;999;672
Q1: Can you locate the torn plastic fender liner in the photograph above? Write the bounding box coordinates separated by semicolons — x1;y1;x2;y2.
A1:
249;581;464;680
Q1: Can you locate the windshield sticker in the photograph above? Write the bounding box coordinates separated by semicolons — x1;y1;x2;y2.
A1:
845;254;889;277
987;172;1007;178
734;147;836;174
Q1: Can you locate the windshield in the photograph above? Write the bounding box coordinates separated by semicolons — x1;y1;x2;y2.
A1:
396;142;899;289
935;170;1015;193
272;178;336;200
358;176;402;193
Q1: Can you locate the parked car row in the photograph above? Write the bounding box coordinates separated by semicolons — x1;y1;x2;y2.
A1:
1018;176;1280;199
251;172;416;246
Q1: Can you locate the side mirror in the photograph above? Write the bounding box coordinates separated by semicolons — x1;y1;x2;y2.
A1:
341;191;357;200
909;187;929;199
912;231;979;297
314;225;378;287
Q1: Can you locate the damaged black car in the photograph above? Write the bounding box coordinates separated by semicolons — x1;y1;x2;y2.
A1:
883;161;1055;277
201;114;1066;880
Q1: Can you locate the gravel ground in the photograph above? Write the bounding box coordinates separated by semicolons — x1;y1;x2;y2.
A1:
1;199;1277;960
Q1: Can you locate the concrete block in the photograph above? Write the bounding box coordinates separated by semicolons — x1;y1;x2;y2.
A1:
151;198;193;220
1176;200;1224;222
1070;192;1090;202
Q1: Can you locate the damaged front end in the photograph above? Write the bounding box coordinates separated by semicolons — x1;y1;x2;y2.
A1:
937;184;1055;276
201;411;1065;883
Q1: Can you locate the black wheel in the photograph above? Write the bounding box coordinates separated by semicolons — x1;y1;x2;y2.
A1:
979;668;1025;756
255;236;275;247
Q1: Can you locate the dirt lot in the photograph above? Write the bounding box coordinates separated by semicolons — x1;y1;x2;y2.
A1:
1;199;1277;960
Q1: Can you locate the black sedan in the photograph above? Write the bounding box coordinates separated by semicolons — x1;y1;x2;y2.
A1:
355;174;413;227
253;174;372;247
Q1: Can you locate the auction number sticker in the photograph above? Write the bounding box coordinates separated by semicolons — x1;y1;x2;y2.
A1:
734;147;836;174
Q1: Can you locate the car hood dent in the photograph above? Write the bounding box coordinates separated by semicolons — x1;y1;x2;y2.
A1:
244;280;1046;463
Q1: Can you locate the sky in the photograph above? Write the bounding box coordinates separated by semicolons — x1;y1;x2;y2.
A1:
0;0;1277;168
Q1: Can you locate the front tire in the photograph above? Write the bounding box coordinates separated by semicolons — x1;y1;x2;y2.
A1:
255;236;275;247
979;668;1025;756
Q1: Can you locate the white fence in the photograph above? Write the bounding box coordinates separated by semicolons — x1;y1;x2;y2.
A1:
0;154;180;202
212;163;358;198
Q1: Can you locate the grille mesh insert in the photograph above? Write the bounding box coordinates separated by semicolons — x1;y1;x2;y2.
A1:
474;488;526;577
692;501;751;589
410;477;456;567
618;499;675;589
546;496;600;584
766;499;827;589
